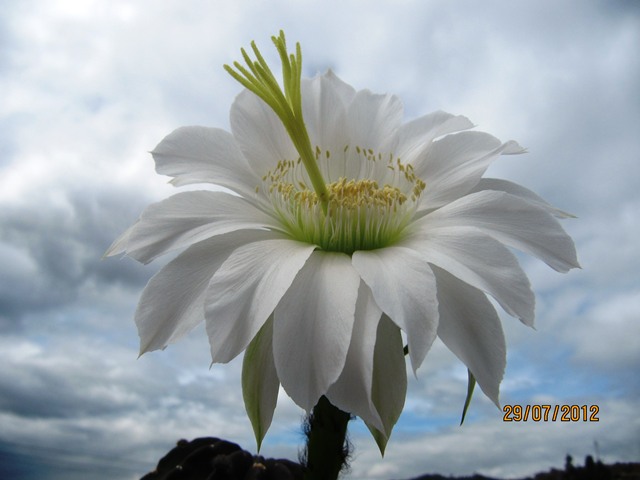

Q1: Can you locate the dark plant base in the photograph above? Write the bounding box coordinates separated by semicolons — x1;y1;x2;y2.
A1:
141;437;304;480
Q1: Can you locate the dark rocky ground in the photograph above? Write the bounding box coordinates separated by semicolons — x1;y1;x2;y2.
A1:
141;437;639;480
140;437;304;480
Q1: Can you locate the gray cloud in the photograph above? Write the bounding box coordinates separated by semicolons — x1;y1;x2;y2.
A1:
0;440;144;480
0;184;154;330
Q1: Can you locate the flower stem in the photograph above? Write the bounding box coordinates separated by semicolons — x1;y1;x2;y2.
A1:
303;396;351;480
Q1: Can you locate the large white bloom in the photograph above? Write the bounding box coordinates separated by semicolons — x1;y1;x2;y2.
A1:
107;70;578;449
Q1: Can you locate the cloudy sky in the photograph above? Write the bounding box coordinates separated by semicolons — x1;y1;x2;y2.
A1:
1;0;638;479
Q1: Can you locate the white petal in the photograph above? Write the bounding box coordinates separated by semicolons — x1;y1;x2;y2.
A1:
318;70;357;105
395;111;474;164
345;89;403;153
470;178;577;218
205;238;316;363
421;190;580;272
406;226;535;325
433;266;505;406
110;191;278;264
135;230;269;354
352;246;439;372
104;223;134;258
151;126;259;198
230;89;298;178
501;142;528;154
327;282;384;432
369;314;407;449
302;72;351;155
273;252;360;411
242;316;279;450
414;131;524;210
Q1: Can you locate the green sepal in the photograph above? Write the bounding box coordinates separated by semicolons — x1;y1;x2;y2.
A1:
459;369;476;425
365;421;390;456
242;316;279;451
366;315;406;456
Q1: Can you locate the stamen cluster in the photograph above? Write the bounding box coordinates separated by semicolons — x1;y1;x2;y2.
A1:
262;148;426;254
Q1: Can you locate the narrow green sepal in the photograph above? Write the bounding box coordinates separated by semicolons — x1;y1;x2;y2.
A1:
365;315;405;456
460;369;476;425
242;316;279;451
365;421;389;456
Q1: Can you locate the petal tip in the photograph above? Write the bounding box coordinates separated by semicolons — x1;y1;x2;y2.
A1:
502;140;527;154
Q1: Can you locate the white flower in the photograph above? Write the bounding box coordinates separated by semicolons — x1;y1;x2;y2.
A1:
107;41;578;451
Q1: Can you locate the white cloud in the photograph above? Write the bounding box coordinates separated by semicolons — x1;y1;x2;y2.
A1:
348;397;640;479
567;290;640;369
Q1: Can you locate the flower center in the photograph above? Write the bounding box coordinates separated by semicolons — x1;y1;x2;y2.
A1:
261;146;426;254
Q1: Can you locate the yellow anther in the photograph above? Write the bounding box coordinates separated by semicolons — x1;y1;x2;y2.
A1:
261;146;426;253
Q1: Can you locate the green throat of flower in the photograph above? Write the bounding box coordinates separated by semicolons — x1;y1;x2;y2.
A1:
226;31;424;253
261;148;425;254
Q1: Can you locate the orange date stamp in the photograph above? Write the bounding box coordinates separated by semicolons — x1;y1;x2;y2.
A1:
503;404;599;422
